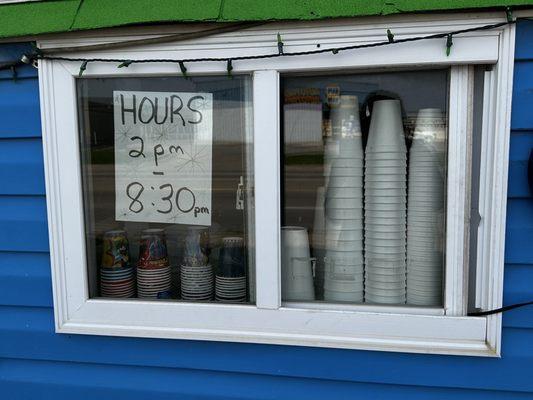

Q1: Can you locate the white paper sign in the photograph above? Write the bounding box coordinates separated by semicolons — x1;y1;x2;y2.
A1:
114;90;213;225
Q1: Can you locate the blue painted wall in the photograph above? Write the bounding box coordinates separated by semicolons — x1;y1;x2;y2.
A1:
1;22;533;399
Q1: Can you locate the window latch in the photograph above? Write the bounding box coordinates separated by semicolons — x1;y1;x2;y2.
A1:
236;176;245;210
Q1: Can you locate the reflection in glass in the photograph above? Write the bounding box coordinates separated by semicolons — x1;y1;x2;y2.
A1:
281;69;448;307
406;109;446;306
77;75;254;303
324;95;364;303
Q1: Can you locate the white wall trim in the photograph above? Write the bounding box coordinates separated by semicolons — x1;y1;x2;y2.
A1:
477;21;516;356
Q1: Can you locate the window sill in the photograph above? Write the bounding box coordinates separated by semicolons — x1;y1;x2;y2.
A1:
56;298;494;357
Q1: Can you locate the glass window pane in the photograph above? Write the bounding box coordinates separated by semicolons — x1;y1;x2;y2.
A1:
468;65;488;312
77;75;255;304
281;69;449;307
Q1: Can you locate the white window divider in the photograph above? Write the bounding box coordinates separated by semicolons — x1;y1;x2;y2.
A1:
253;70;282;310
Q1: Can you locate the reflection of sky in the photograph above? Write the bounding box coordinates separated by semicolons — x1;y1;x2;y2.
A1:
282;69;449;115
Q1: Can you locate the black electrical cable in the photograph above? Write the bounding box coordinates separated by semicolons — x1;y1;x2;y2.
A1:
468;300;533;316
0;60;24;72
41;22;267;55
23;19;516;66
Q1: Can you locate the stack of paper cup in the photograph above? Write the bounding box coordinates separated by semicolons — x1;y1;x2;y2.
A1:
364;99;407;304
100;230;136;298
136;229;172;299
100;267;136;298
180;264;213;301
323;95;364;303
407;108;446;306
215;237;247;303
180;226;214;301
281;226;315;301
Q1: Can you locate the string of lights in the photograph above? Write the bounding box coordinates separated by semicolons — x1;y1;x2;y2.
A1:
0;10;521;79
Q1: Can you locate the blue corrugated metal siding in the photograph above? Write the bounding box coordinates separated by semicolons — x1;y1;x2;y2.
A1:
1;21;533;399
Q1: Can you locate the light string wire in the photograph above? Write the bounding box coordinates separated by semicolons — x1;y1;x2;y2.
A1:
0;16;525;76
26;20;515;65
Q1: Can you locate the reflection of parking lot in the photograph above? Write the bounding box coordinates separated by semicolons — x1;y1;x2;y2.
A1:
284;163;324;227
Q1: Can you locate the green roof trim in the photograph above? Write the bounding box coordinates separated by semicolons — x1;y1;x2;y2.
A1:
71;0;222;30
0;0;80;39
0;0;532;39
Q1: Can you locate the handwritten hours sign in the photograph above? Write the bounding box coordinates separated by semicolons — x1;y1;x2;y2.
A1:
114;91;213;225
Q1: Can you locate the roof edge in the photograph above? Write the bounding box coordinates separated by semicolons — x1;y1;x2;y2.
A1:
0;0;532;40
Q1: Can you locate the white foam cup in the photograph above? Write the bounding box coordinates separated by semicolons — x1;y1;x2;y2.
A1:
365;295;406;304
365;152;406;161
364;222;405;232
328;175;363;188
365;174;408;183
331;158;362;168
364;253;406;263
327;208;364;220
326;228;364;241
366;99;406;151
365;208;406;218
365;230;406;240
329;167;364;178
281;227;315;301
365;244;405;254
366;257;406;267
365;203;406;212
365;286;406;297
366;272;405;283
365;181;407;190
364;195;405;205
365;237;405;247
365;280;405;290
326;197;363;209
364;216;406;225
326;187;363;199
326;238;364;252
365;166;406;175
324;290;364;302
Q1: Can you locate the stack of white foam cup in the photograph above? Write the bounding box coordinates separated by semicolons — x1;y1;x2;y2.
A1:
406;108;446;306
364;99;407;304
323;95;364;303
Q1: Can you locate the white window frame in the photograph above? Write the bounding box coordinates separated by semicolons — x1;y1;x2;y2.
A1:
39;12;515;356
